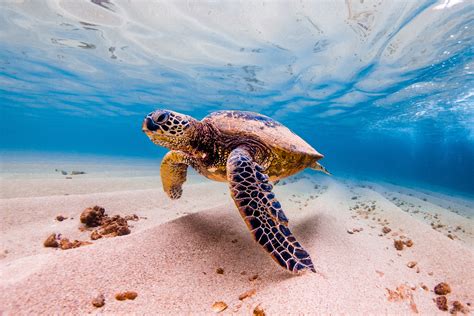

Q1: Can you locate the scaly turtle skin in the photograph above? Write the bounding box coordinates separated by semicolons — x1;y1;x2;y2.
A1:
142;109;330;273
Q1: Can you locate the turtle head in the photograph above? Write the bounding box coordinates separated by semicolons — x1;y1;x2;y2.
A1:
142;109;198;151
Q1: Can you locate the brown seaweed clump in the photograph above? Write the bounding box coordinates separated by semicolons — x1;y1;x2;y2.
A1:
80;206;106;227
81;205;139;240
59;238;92;250
44;206;139;251
90;230;102;240
80;206;137;239
43;233;91;250
98;215;131;237
434;282;452;295
436;296;449;311
404;239;414;247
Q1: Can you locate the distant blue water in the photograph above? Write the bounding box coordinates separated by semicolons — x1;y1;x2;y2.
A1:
1;1;473;194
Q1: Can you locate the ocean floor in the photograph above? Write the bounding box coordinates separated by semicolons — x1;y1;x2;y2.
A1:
0;156;473;314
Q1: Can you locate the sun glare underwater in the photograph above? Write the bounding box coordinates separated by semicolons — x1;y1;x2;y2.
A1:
0;0;473;194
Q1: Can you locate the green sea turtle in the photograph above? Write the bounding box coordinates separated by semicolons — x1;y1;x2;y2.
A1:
142;109;330;273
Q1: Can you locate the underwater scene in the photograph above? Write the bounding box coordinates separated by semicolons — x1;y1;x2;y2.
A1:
1;0;473;314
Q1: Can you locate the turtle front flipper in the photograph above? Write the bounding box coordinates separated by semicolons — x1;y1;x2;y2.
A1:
226;147;316;273
160;150;192;199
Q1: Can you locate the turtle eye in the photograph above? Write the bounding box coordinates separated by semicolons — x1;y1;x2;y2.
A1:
155;112;169;124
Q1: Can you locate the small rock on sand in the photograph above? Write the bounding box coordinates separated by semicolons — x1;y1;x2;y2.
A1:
115;291;138;301
43;233;59;248
382;226;391;234
211;301;227;313
253;304;265;316
404;239;414;247
238;289;256;300
394;240;404;251
434;282;451;295
115;292;127;301
348;228;363;234
71;171;86;175
407;261;417;268
216;267;224;274
125;291;138;300
451;301;469;314
249;274;259;281
56;215;67;222
91;294;105;308
435;296;449;311
124;214;139;221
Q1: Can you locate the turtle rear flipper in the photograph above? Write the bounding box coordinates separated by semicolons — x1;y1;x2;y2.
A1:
310;161;331;175
226;147;316;273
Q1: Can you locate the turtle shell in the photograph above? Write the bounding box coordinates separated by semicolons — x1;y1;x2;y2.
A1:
202;110;323;158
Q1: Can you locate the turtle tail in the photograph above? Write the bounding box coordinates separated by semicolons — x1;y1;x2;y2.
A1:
310;160;331;175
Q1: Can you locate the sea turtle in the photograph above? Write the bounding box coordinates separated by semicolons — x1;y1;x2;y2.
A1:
142;109;330;273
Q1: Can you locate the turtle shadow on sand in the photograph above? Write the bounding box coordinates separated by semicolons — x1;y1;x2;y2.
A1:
167;207;300;284
162;205;327;284
293;211;324;239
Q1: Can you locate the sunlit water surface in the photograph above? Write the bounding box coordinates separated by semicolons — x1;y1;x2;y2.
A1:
0;0;473;194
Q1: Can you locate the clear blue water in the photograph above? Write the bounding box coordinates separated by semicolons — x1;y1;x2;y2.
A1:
1;1;473;194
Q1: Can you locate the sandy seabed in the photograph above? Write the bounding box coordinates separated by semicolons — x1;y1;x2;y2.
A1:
0;160;473;315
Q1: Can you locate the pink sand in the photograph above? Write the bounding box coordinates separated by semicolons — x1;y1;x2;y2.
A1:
1;169;473;314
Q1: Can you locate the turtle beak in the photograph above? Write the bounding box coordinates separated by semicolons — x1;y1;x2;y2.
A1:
142;117;155;135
